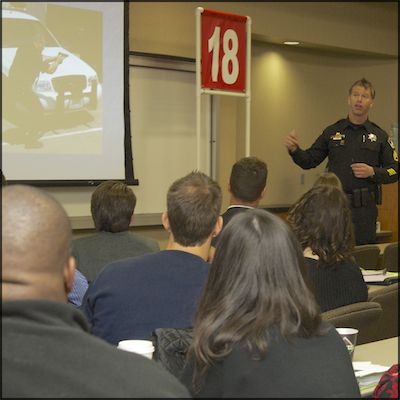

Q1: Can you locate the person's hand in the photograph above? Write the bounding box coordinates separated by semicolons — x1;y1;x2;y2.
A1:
351;163;375;178
284;129;299;153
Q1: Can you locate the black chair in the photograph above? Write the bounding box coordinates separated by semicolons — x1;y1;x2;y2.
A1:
352;244;381;270
382;242;399;272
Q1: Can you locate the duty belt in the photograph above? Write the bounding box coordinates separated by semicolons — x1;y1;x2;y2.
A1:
346;188;376;208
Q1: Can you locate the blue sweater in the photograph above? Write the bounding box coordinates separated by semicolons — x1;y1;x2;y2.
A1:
81;250;209;344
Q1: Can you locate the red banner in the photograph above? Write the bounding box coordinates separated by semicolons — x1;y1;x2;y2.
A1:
201;9;247;92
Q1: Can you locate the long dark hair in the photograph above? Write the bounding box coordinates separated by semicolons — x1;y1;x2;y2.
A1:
287;185;355;265
188;209;324;393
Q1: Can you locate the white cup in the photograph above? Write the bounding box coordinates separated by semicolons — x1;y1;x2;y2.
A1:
117;339;155;359
336;327;358;360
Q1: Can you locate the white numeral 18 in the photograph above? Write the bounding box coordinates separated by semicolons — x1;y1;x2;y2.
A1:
208;26;239;84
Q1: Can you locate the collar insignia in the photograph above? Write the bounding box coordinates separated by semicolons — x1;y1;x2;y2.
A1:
331;132;343;140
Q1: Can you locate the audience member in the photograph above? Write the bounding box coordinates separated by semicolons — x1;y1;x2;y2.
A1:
180;209;360;398
211;156;267;250
2;185;190;398
67;269;89;307
81;171;222;345
1;170;6;186
313;171;343;190
72;180;159;282
287;185;368;312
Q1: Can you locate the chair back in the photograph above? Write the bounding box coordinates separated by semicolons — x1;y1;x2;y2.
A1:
322;301;383;345
382;242;399;272
352;244;381;270
368;283;399;341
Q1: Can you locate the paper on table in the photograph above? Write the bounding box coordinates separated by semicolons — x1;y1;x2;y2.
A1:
361;268;399;283
352;361;390;387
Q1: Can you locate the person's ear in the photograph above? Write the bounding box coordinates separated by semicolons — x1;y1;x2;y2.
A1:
347;96;351;107
212;216;223;238
260;186;267;199
63;255;76;295
161;211;170;232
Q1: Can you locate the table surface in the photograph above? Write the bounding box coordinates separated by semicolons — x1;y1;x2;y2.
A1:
353;336;398;397
353;336;398;365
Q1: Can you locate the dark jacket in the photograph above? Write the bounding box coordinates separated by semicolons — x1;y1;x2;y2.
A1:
2;300;190;398
180;322;361;398
290;118;398;194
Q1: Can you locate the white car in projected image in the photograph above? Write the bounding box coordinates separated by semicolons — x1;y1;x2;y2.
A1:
2;8;101;114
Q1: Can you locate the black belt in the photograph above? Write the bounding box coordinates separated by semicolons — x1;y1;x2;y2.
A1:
346;188;375;208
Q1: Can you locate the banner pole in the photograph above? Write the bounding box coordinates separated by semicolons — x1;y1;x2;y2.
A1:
196;7;203;171
245;16;252;156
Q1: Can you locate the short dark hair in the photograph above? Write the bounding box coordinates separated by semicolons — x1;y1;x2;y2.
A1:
349;78;375;99
91;181;136;232
229;157;268;202
287;185;355;264
167;171;222;246
189;209;323;393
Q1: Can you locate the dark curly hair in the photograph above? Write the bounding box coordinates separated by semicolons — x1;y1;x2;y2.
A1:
287;185;355;265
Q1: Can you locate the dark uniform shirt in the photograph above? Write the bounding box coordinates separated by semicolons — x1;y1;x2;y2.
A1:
290;118;398;194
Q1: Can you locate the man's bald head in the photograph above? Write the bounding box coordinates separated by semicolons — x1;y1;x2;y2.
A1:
2;185;74;301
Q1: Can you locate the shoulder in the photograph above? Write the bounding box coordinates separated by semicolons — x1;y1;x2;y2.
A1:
129;232;160;251
324;119;348;132
365;121;389;139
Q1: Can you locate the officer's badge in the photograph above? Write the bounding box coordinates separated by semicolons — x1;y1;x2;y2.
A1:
331;132;342;141
368;133;377;142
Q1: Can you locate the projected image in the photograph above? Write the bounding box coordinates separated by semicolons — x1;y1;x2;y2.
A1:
2;2;102;152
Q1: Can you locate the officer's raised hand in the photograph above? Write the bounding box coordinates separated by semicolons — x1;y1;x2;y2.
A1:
284;129;299;153
351;163;375;178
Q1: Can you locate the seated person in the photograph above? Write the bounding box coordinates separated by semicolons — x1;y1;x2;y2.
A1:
287;185;368;312
67;269;89;307
2;185;190;398
210;156;267;260
81;171;223;345
180;209;360;398
72;181;159;282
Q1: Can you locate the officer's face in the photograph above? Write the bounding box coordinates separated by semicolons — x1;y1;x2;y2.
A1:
347;86;374;117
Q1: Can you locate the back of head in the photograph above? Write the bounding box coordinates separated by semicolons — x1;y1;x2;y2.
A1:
313;172;343;191
287;185;354;264
2;185;72;301
91;181;136;232
197;209;320;336
229;157;268;202
190;209;322;392
167;171;222;246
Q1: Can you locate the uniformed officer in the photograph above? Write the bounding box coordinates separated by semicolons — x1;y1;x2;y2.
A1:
284;78;398;245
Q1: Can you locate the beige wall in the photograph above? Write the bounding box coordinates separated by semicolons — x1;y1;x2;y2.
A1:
43;2;397;239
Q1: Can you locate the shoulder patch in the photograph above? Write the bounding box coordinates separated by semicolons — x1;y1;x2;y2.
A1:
388;137;395;149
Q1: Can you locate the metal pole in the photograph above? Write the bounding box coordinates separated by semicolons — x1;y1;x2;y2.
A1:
196;7;203;170
245;16;252;156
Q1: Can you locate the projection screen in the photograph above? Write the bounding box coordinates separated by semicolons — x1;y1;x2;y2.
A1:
2;1;135;185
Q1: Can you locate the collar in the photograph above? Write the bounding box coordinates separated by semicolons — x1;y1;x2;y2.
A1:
344;117;373;131
2;299;90;332
227;205;254;210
